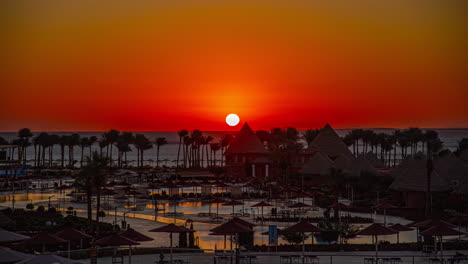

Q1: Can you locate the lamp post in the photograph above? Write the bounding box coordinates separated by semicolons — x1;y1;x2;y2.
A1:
48;195;55;209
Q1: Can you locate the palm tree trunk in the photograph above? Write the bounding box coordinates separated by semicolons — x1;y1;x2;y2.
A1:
86;188;92;224
176;138;182;168
156;146;160;167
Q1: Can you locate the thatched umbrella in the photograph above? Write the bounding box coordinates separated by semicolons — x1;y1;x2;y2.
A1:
282;219;323;259
208;197;226;218
373;201;397;226
0;246;32;263
288;202;312;219
421;222;464;263
222;200;245;215
120;227;153;242
16;254;82;264
149;224;194;264
0;229;30;243
328;203;349;225
210;220;251;250
252;201;274;220
448;216;468;240
23;232;67;253
55;227;92;258
96;233;140;264
388;223;413;244
357;224;397;259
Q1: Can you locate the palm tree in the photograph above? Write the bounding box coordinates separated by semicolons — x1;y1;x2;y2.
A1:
18;128;33;164
204;136;214;167
176;130;188;168
134;134;152;167
88;136;98;154
183;136;192;168
80;137;90;167
59;136;68;168
120;132;134;167
98;138;108;157
256;130;271;147
220;134;233;166
155;137;168;167
210;143;221;166
301;129;320;148
68;134;80;168
103;130;120;166
425;130;443;216
48;134;60;167
455;138;468;156
75;151;108;228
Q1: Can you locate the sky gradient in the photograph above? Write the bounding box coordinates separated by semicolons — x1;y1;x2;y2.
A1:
1;1;467;131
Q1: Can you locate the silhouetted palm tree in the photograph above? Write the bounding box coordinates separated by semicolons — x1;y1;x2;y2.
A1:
204;136;214;167
176;130;188;168
18;128;33;164
75;151;108;227
80;137;90;167
210;143;221;166
134;134;152;167
301;129;320;148
59;135;68;168
183;136;192;168
155;137;168;167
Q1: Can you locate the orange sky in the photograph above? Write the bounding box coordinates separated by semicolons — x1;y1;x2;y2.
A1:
1;1;467;131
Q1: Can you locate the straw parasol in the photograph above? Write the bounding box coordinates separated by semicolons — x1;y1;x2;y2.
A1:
210;219;251;250
449;215;468;240
23;232;67;253
373;201;397;226
0;229;30;243
357;224;398;259
16;254;82;264
207;197;226;218
252;201;274;220
55;227;92;258
222;200;245;215
408;219;456;229
0;246;32;263
120;227;153;242
388;223;413;244
282;220;323;258
149;224;194;264
328;202;349;225
96;233;140;264
289;202;312;219
421;222;464;263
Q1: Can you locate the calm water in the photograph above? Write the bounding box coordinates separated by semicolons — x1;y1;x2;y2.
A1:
1;129;467;167
2;189;464;250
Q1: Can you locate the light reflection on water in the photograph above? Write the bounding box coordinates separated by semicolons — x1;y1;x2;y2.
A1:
1;189;455;250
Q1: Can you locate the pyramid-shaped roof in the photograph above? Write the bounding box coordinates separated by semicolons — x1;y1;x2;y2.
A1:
225;123;268;154
308;124;353;158
300;152;333;175
389;156;451;192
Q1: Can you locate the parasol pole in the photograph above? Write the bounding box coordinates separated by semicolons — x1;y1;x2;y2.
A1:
170;232;173;264
129;245;132;264
68;240;71;259
440;235;443;264
375;235;378;260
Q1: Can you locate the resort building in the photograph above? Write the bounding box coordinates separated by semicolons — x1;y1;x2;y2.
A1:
225;123;272;179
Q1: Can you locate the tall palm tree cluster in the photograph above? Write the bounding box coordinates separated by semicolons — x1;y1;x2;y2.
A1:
3;128;236;169
176;129;233;169
342;127;443;166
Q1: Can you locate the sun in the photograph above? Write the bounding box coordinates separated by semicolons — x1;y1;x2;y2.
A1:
225;114;240;126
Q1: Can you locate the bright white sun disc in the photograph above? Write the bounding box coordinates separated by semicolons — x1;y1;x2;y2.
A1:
225;114;240;126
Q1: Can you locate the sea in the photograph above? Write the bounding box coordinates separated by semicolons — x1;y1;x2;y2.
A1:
1;129;467;167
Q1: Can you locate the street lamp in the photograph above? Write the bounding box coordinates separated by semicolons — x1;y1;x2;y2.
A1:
48;195;55;209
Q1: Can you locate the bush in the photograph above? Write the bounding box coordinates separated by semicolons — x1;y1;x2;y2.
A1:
48;207;57;214
281;232;309;245
37;205;45;213
98;211;106;217
26;203;35;210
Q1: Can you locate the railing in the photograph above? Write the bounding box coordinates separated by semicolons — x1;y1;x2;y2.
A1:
49;247;467;264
